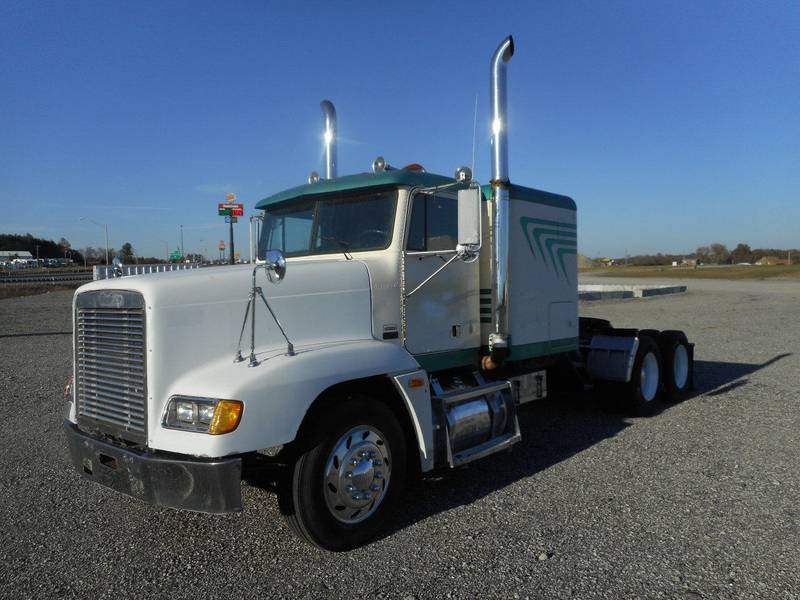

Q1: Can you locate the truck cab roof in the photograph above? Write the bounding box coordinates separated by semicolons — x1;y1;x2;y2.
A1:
256;169;576;212
256;170;457;210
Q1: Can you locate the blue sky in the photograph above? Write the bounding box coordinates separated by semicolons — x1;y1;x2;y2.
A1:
1;0;798;258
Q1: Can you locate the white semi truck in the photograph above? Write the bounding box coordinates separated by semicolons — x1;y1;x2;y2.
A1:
64;36;693;551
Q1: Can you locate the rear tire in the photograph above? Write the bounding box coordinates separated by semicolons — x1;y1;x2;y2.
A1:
658;330;692;402
281;395;407;551
622;335;663;416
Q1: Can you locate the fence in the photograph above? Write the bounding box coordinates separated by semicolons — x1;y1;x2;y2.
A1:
93;263;202;280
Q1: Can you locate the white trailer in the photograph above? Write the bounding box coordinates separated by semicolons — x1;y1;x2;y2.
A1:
64;36;693;550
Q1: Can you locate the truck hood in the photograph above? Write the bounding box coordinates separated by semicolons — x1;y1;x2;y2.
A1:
73;261;374;440
75;260;374;358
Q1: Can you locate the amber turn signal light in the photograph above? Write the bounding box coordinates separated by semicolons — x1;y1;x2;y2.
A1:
209;400;244;435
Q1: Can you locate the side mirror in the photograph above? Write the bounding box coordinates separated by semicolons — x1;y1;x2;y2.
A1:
457;188;481;248
111;256;124;278
264;250;287;283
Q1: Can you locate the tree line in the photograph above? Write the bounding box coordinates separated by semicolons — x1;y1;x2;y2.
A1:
615;243;798;266
1;234;168;266
0;233;85;264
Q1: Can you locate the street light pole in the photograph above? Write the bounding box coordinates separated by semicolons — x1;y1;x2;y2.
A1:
180;224;184;259
81;217;110;265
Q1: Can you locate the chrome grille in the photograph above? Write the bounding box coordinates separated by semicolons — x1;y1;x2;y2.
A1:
75;290;147;443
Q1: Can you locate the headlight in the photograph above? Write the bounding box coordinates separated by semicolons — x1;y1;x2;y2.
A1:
163;396;244;435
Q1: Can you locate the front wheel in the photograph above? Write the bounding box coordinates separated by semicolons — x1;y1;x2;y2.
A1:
281;396;406;551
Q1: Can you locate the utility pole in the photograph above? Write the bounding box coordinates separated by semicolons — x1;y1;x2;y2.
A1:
35;245;40;261
180;224;184;260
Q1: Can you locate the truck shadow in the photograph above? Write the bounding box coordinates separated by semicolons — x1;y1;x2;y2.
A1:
378;353;791;541
693;353;790;397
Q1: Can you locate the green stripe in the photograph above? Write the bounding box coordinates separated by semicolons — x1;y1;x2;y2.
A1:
557;247;578;278
511;337;579;360
412;337;579;372
521;217;577;230
479;308;492;314
413;348;480;372
545;237;577;272
479;298;492;305
480;317;492;323
480;288;492;294
519;216;578;281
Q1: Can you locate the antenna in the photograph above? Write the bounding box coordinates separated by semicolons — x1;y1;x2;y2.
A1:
470;93;478;175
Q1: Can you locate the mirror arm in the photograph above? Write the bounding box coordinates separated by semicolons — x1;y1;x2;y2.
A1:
255;285;295;358
405;248;467;298
234;260;294;365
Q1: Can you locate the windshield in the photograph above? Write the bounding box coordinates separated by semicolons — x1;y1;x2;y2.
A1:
258;189;397;259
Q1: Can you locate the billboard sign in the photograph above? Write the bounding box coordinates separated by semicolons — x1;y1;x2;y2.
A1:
218;203;244;217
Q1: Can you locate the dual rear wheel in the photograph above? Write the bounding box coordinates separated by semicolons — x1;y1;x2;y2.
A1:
599;331;691;416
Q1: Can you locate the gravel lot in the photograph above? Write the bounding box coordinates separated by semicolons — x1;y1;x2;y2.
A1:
2;280;798;599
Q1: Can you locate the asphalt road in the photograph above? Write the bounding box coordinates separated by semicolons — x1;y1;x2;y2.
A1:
1;280;798;599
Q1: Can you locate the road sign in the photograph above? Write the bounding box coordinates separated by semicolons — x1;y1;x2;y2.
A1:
220;196;242;265
218;240;225;250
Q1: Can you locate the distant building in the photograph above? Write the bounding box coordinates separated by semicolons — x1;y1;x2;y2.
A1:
681;258;699;267
755;256;788;266
0;250;33;261
599;257;616;267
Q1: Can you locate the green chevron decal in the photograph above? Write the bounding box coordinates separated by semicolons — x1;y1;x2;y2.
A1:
520;217;578;280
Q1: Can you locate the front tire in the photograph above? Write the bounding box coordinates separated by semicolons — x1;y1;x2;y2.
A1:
282;396;407;551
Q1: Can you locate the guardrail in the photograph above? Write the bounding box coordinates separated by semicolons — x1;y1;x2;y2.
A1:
0;271;93;285
93;263;201;280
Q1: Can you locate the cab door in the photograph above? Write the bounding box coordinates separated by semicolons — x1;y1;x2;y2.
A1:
404;191;480;357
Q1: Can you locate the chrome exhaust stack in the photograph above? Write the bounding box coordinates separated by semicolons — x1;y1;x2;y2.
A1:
483;35;514;371
320;100;337;179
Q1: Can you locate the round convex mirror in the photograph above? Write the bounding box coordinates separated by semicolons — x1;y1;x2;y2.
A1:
265;250;286;283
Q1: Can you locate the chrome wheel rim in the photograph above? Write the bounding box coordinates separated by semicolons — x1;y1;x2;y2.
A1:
640;352;660;402
673;344;689;389
323;425;391;524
